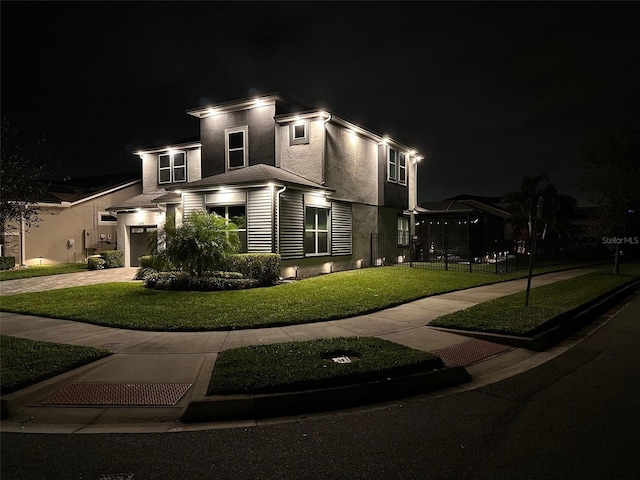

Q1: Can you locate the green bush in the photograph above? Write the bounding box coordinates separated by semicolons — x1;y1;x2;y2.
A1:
0;257;16;270
161;210;241;276
143;271;260;291
100;250;124;268
225;253;281;286
87;257;106;270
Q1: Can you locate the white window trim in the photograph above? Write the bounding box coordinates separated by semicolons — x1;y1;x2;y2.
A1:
305;206;330;256
98;211;118;225
387;147;397;183
225;126;248;170
397;216;410;246
398;152;407;186
158;151;187;184
290;121;309;145
387;147;408;186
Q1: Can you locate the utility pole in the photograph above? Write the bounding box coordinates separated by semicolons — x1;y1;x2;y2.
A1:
525;196;544;307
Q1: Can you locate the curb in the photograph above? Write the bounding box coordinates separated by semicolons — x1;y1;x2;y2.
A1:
181;365;471;423
430;279;639;352
0;355;115;420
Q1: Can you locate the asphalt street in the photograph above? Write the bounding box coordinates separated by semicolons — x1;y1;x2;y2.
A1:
2;292;639;480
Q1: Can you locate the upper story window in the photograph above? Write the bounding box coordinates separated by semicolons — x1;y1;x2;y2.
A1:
290;121;309;145
226;126;248;170
398;152;407;185
387;148;407;186
159;151;187;184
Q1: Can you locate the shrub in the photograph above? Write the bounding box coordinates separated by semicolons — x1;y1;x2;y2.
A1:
87;257;106;270
143;271;260;291
225;253;281;286
0;257;16;270
100;250;124;268
160;210;241;276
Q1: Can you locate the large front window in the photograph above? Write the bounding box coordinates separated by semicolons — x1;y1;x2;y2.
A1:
305;206;329;255
208;205;247;252
226;126;248;170
159;151;186;184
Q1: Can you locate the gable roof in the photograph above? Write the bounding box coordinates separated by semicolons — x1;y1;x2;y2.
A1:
170;164;331;192
107;191;168;211
39;171;141;206
417;199;511;218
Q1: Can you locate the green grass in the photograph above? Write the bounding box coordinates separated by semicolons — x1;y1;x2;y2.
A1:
208;337;443;395
0;263;88;281
0;335;111;395
0;266;580;331
430;271;638;336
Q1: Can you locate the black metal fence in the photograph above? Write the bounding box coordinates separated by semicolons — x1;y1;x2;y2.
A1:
371;233;597;274
370;234;412;267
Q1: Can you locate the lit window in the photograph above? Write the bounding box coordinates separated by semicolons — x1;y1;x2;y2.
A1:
226;126;248;169
305;206;329;255
290;121;309;145
158;151;187;184
208;205;247;252
397;216;410;246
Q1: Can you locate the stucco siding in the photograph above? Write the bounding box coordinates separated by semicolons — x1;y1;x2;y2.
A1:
279;120;324;184
325;123;378;205
20;183;142;266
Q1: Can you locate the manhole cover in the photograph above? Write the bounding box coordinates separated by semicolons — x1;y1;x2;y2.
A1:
41;383;191;406
432;339;512;367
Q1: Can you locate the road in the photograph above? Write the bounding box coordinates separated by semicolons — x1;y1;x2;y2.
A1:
2;293;639;480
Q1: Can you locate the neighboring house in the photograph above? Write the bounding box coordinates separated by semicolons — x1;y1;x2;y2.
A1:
415;195;512;262
108;93;423;276
1;172;142;265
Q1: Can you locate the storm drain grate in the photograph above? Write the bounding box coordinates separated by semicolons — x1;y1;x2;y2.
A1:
98;475;134;480
432;339;513;367
41;383;192;406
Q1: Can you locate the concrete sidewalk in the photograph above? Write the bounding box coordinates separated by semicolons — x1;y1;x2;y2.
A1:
0;267;599;433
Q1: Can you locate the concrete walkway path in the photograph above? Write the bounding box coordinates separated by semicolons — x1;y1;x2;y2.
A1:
0;267;598;433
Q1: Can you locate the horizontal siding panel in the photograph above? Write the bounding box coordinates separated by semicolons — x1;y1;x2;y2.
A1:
247;189;273;253
332;201;352;256
280;191;304;259
183;192;205;217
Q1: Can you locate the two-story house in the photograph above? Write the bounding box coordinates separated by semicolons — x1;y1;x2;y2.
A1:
108;94;423;277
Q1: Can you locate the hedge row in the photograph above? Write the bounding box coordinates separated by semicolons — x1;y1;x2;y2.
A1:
88;250;124;270
136;253;280;290
0;257;16;271
143;272;261;291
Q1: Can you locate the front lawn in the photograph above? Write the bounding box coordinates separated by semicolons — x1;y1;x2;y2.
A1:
208;337;443;395
0;335;111;395
0;263;88;281
430;271;638;336
0;266;567;331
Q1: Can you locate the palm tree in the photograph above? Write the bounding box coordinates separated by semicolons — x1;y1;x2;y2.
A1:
502;174;550;252
503;175;577;254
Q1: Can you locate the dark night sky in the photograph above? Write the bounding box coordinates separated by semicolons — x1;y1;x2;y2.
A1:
2;1;639;205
